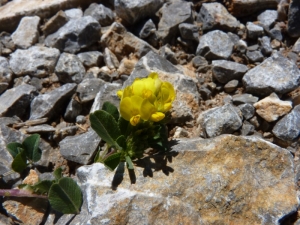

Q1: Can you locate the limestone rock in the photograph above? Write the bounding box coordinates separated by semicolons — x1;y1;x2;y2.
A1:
246;22;264;39
157;1;193;44
178;23;199;42
45;16;101;54
257;10;277;28
242;53;300;95
75;135;298;225
77;51;103;68
272;105;300;142
101;22;156;60
196;30;234;60
115;0;164;25
0;56;13;83
9;46;60;78
30;83;77;120
64;8;82;19
11;16;40;49
254;93;292;122
84;3;115;26
0;84;37;118
232;93;259;105
77;78;106;103
212;60;248;83
198;2;240;31
41;10;68;36
288;0;300;37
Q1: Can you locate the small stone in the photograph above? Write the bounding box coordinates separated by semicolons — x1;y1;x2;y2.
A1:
45;16;101;53
138;19;156;39
199;103;243;138
199;86;212;100
259;36;272;56
22;169;39;185
64;98;82;122
235;39;247;53
118;57;138;75
232;93;259;105
159;45;178;65
59;129;101;164
178;23;199;42
76;115;86;124
173;127;189;138
292;37;300;54
238;103;255;120
55;53;86;84
254;93;292;122
196;30;234;60
224;80;239;93
287;0;300;37
64;8;83;19
246;22;264;39
41;10;68;36
212;60;248;83
29;77;43;91
243;53;300;95
84;3;114;26
0;84;37;118
272;105;300;141
0;56;13;83
240;121;255;135
11;16;40;49
103;48;120;70
271;39;281;49
246;50;264;63
30;83;77;120
269;25;283;41
9;46;60;78
77;78;106;103
257;10;278;28
192;55;208;68
26;124;56;134
77;51;103;68
198;2;240;31
249;116;261;128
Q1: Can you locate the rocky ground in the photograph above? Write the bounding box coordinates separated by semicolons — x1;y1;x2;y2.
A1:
0;0;300;224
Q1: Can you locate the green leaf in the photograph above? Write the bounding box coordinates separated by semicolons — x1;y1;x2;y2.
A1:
32;180;54;195
11;150;27;173
90;110;122;149
6;142;23;158
48;177;82;214
116;135;126;150
94;149;102;163
125;156;134;170
102;102;119;121
103;152;121;171
22;134;42;162
118;117;130;137
53;168;63;180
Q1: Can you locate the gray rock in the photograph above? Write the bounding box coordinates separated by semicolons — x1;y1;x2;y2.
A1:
242;53;300;95
199;103;243;138
159;45;178;65
272;105;300;142
269;25;283;41
259;36;272;56
138;19;156;39
9;46;60;78
59;129;100;164
257;10;278;28
246;50;264;63
101;22;156;59
11;16;40;49
212;60;248;84
64;8;83;19
232;93;259;105
76;135;297;224
192;55;208;68
45;16;101;54
26;124;56;134
0;82;8;94
224;79;239;93
29;77;43;91
30;83;77;120
157;1;193;44
41;10;68;36
238;103;255;120
76;115;86;124
77;51;103;68
90;83;121;113
55;53;86;84
115;0;163;25
84;3;114;26
0;84;37;118
196;30;234;60
178;23;199;42
77;78;106;103
198;2;240;31
103;48;120;70
240;121;255;135
288;0;300;37
246;22;264;39
53;125;78;142
235;39;247;54
0;32;15;53
64;98;82;122
0;56;12;83
199;86;212;100
292;37;300;54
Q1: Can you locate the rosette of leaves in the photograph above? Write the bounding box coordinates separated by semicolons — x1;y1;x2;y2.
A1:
90;102;169;171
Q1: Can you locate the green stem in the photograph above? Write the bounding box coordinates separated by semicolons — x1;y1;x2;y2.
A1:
0;189;48;199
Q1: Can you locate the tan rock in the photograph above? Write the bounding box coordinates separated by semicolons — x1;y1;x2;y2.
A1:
22;169;39;185
117;56;138;75
254;93;292;122
0;0;96;32
76;135;298;225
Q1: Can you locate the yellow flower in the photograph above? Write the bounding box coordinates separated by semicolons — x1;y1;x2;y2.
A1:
118;72;175;125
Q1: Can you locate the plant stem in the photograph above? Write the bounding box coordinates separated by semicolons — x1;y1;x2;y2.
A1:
0;189;48;199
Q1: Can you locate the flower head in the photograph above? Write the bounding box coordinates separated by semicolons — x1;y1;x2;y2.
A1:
117;72;175;126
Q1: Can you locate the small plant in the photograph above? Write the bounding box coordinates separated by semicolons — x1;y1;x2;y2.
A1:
0;134;83;214
90;72;176;171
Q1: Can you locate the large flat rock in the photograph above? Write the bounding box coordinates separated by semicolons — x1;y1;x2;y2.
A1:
75;135;298;225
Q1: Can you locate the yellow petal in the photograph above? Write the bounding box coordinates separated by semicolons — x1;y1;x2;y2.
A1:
140;99;156;120
117;90;123;99
161;81;175;103
163;103;172;112
120;96;144;121
150;112;165;122
130;115;141;126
